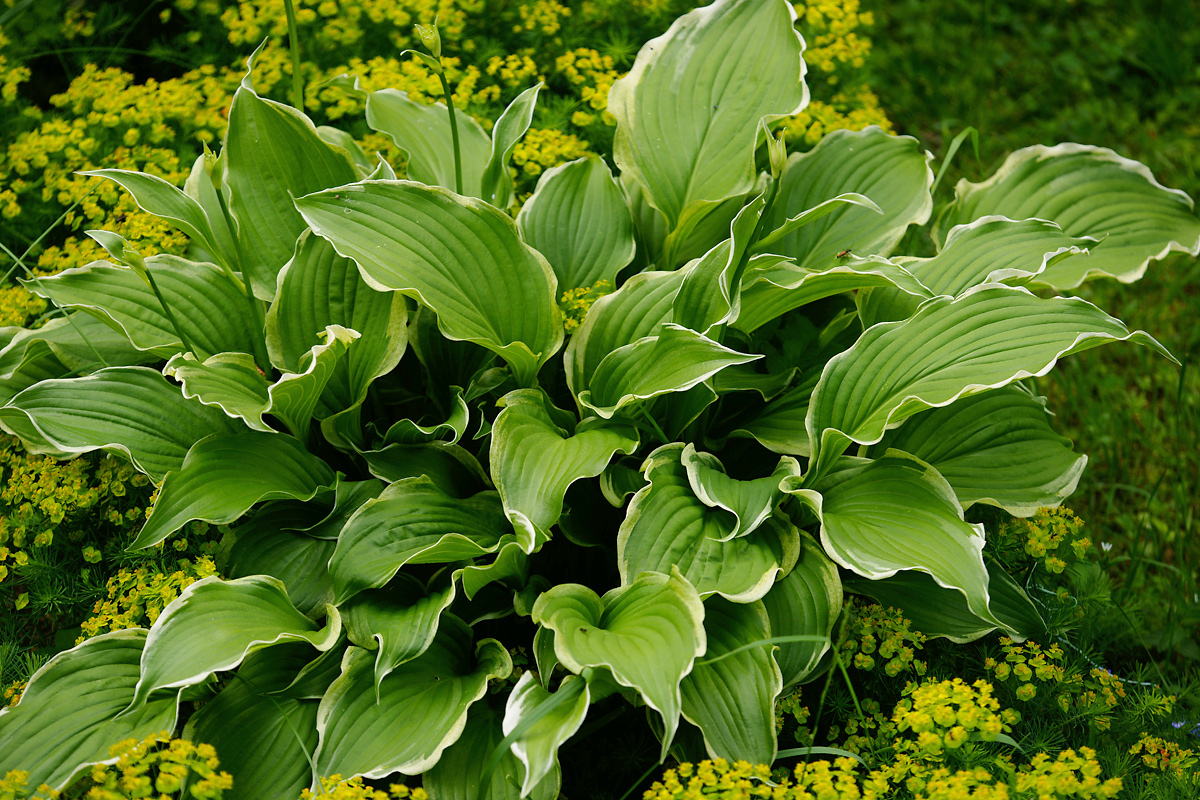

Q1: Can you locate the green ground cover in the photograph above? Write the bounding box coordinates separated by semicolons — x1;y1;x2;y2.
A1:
0;1;1198;798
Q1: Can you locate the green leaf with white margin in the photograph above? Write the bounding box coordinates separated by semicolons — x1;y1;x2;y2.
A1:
225;62;359;297
491;388;639;540
618;445;799;602
681;598;781;763
0;366;243;481
858;217;1097;327
426;700;560;800
226;515;337;617
579;323;760;419
532;570;705;761
268;324;358;442
516;155;636;293
125;575;341;712
183;645;320;800
315;617;511;779
727;372;819;458
845;560;1047;643
874;386;1086;517
735;254;933;334
758;127;934;268
1;312;154;379
295;180;562;387
0;630;180;791
785;452;1009;634
749;193;883;256
564;268;686;401
482;83;541;210
363;84;492;195
806;284;1176;478
81;168;229;268
164;351;272;431
342;573;456;695
760;535;841;689
266;231;408;418
132;430;337;549
377;387;469;446
26;256;261;358
934;143;1200;289
502;673;590;796
330;477;512;604
608;0;806;231
682;443;800;541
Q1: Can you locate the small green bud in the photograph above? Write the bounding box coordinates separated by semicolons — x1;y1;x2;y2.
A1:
415;18;442;60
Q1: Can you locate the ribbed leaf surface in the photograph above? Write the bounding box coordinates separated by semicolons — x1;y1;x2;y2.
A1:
164;352;272;431
760;536;841;689
936;143;1200;288
503;673;590;796
681;444;800;540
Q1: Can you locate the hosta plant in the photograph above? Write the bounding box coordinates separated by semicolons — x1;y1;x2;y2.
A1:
1;0;1199;797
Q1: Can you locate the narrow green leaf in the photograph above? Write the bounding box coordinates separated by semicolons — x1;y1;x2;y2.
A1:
0;630;180;791
315;619;511;778
935;143;1200;288
532;570;706;761
127;575;340;712
133;431;337;549
516;156;636;293
482;83;541;209
0;367;243;481
295;181;563;386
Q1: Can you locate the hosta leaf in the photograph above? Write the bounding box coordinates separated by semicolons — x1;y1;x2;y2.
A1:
0;366;243;481
564;268;686;400
761;536;841;689
875;386;1086;516
183;150;240;266
532;570;705;760
681;443;801;540
225;72;358;296
503;673;590;796
671;195;764;336
426;700;560;800
26;256;260;358
482;84;541;210
858;217;1096;326
619;444;798;602
845;560;1047;643
133;431;336;549
580;323;760;418
363;86;492;195
788;453;1007;633
126;575;341;711
266;231;408;422
681;598;781;763
184;646;320;800
330;477;511;603
0;630;180;791
226;515;337;616
378;387;470;446
315;618;511;778
749;193;882;256
82;168;230;266
760;127;934;268
342;573;457;693
268;324;358;441
164;352;272;431
736;255;932;334
516;156;636;293
358;441;490;496
935;143;1200;289
609;0;806;230
727;373;820;457
295;181;563;386
807;285;1175;476
491;388;639;539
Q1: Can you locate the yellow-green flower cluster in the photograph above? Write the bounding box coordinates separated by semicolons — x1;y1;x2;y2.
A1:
842;601;928;677
0;436;151;585
554;48;622;118
826;698;898;757
0;769;54;800
1011;748;1122;799
1129;733;1198;779
892;678;1019;756
560;279;614;333
77;556;219;642
985;638;1067;703
2;679;23;707
511;128;592;178
0;27;30;106
995;507;1090;575
300;775;427;800
514;0;572;36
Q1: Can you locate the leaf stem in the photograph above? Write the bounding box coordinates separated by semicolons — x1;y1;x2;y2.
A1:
144;265;201;359
282;0;305;111
437;70;464;194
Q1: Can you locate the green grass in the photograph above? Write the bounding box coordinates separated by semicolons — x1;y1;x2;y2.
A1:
864;0;1200;689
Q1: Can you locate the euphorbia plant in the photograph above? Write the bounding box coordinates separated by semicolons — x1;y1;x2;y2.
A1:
1;0;1198;797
